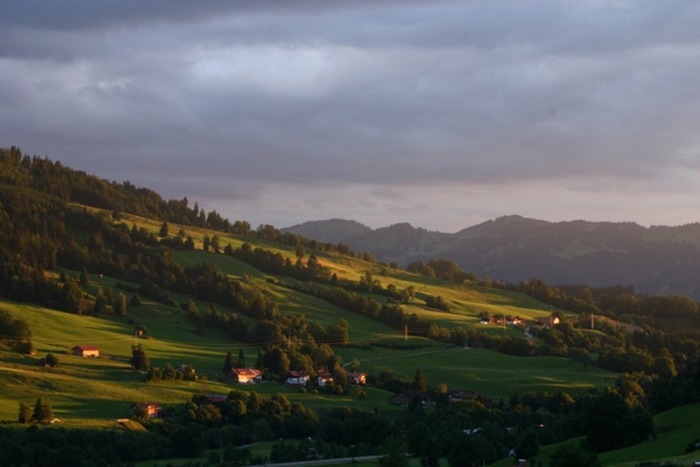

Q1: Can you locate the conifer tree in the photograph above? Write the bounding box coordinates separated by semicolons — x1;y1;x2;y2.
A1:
130;344;150;371
224;351;235;374
412;369;428;392
32;398;52;422
114;292;127;316
237;348;246;368
18;401;31;424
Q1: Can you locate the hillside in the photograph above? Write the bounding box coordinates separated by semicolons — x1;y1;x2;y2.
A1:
285;215;700;298
281;219;372;244
2;147;700;466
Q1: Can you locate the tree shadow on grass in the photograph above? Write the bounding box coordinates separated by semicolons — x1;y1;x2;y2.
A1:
58;396;135;421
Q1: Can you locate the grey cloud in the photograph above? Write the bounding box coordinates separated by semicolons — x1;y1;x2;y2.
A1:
2;0;700;231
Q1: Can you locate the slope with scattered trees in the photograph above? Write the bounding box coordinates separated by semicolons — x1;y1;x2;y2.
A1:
3;146;700;466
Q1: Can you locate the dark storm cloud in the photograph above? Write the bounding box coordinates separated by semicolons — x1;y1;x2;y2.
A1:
2;0;700;231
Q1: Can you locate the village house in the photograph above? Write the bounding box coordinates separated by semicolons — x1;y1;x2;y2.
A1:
448;389;480;403
285;370;310;386
132;402;161;418
392;390;432;407
229;368;263;384
347;371;367;385
316;372;334;387
532;314;560;328
198;394;227;405
508;316;524;327
72;345;100;358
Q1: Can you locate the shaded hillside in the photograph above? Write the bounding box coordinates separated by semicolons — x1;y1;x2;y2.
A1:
286;215;700;298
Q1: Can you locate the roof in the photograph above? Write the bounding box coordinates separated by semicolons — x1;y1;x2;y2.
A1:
73;345;99;351
131;402;161;409
232;368;262;377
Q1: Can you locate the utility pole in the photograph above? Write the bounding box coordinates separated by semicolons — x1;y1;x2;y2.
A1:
404;325;408;342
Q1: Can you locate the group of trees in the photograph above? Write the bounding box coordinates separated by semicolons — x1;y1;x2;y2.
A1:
18;398;53;424
166;371;659;466
166;391;396;460
0;424;170;466
0;308;33;353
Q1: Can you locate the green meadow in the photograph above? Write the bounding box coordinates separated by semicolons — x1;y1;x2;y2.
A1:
337;345;616;401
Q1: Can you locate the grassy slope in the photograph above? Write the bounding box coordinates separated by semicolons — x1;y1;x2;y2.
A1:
337;346;617;401
598;403;700;466
1;211;618;432
1;261;614;427
6;210;691;467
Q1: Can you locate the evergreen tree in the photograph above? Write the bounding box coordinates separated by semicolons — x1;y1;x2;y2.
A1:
114;292;127;316
224;351;235;374
211;234;221;253
44;353;59;367
62;279;89;314
130;344;150;371
131;292;142;307
32;398;52;422
79;268;89;286
412;369;428;392
93;287;108;314
18;401;32;424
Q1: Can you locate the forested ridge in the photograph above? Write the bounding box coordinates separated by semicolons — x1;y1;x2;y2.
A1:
3;146;700;466
288;215;700;298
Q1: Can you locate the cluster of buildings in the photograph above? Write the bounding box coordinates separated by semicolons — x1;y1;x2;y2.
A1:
226;367;367;388
479;313;560;328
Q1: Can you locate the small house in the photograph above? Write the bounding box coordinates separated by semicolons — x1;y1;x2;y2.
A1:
285;370;310;386
229;368;263;384
532;315;560;328
316;372;334;387
132;402;161;418
348;371;367;385
72;345;100;358
392;390;431;407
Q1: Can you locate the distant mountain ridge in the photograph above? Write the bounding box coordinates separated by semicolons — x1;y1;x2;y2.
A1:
283;216;700;298
282;219;372;244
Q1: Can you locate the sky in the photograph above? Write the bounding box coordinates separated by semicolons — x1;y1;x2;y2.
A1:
2;1;700;233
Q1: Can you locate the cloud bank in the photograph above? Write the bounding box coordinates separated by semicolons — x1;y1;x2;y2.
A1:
2;0;699;231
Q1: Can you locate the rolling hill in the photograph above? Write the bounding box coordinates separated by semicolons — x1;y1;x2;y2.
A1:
2;146;700;466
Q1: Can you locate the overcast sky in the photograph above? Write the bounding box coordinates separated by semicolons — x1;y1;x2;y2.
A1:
2;1;699;232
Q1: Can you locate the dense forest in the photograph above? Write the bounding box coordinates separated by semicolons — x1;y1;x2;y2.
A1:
3;146;700;466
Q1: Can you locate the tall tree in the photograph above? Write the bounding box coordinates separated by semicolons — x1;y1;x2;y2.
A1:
32;398;52;422
210;234;221;253
18;401;32;424
412;369;428;392
130;344;150;371
114;292;128;316
223;351;235;374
